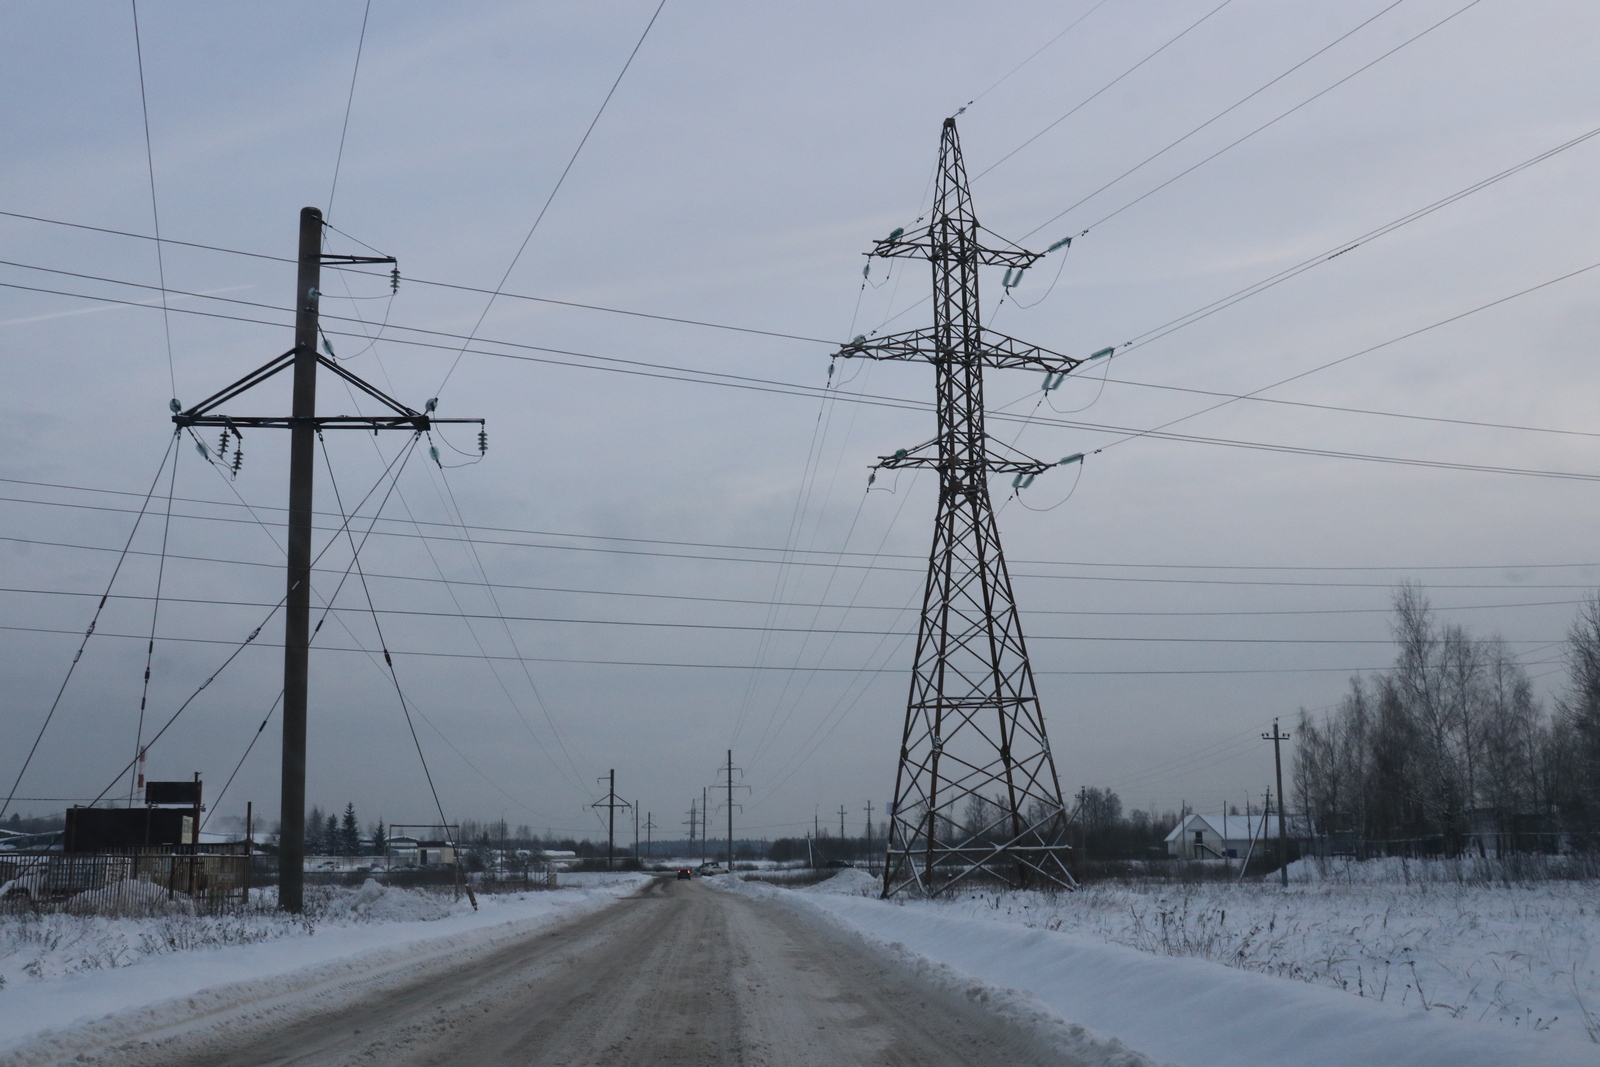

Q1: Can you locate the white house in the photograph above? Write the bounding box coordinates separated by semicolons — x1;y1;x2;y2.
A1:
1164;813;1291;860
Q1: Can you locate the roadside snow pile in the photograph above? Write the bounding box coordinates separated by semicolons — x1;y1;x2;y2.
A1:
795;891;1596;1067
805;868;879;896
0;878;645;1058
1;884;463;993
929;880;1600;1045
306;879;452;922
63;880;194;918
1287;853;1597;884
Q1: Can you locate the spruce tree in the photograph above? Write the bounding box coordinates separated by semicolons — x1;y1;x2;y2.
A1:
306;805;326;854
370;819;388;857
341;804;361;856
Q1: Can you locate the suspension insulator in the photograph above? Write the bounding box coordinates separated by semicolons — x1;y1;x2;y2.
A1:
477;429;488;454
231;449;244;477
429;444;441;466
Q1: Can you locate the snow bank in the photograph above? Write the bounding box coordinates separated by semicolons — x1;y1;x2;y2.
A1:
805;868;879;896
0;877;646;1059
737;880;1597;1067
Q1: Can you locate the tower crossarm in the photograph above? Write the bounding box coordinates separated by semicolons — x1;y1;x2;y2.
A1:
869;226;1042;269
873;439;1055;476
834;327;1084;374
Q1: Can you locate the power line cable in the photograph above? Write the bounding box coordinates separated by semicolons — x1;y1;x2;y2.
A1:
975;0;1236;180
0;435;176;821
1109;124;1600;353
1099;257;1600;455
964;0;1114;110
1025;0;1487;240
437;0;667;392
326;0;373;219
1019;0;1409;228
13;250;1600;454
320;432;462;865
85;432;422;807
23;470;1600;572
128;0;175;397
127;434;179;802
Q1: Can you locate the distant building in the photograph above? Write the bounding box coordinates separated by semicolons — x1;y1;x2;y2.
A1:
1164;813;1307;860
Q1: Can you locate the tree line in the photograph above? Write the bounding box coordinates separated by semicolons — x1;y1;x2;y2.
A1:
1294;584;1600;854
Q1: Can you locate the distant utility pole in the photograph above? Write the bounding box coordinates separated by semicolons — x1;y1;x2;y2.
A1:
633;801;640;861
723;750;747;869
701;787;708;862
864;800;875;861
838;804;848;840
644;812;655;858
171;207;483;913
591;771;631;871
685;799;697;857
1263;719;1292;887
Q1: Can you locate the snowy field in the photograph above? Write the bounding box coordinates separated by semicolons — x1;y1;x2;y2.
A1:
736;868;1600;1067
927;869;1600;1043
0;877;646;1058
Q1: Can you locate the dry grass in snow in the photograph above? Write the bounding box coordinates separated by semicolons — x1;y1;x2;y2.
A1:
930;876;1600;1043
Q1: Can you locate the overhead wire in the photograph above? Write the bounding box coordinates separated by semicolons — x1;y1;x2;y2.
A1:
128;0;175;398
15;271;1600;485
973;0;1236;181
1024;0;1488;240
85;430;423;807
437;0;667;393
22;486;1600;585
0;434;177;821
326;0;372;219
320;432;465;865
1015;0;1410;231
963;0;1113;111
1097;257;1600;456
127;433;179;802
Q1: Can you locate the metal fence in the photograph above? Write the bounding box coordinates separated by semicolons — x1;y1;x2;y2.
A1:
0;848;251;914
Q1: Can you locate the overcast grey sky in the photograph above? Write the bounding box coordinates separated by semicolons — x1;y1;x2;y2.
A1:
2;1;1598;840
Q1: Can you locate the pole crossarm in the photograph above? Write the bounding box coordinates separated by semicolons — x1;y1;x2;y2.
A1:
832;327;1084;374
174;353;480;433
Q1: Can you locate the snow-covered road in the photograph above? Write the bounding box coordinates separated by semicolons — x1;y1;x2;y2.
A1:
7;872;1595;1066
2;877;1115;1067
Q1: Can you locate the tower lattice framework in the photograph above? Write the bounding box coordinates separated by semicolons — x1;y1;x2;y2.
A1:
835;118;1083;897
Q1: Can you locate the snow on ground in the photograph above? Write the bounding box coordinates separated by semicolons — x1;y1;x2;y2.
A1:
922;877;1600;1044
0;877;646;1057
728;869;1598;1067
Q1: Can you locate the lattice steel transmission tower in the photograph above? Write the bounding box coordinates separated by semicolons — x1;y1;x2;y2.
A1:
834;118;1083;897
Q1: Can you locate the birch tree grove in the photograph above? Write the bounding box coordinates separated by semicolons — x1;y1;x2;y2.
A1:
1294;584;1595;852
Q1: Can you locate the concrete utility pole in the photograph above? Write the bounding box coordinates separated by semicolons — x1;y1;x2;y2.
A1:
838;804;848;841
864;800;874;856
591;771;631;871
725;750;738;868
171;209;480;913
645;812;654;858
1263;719;1292;887
633;801;640;862
701;788;708;862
